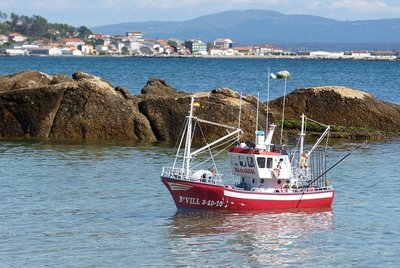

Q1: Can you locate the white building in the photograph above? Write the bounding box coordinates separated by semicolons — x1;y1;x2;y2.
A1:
95;45;108;54
5;48;27;56
258;45;283;55
60;48;83;56
123;40;141;52
29;47;61;56
126;31;143;41
79;45;94;55
209;48;234;56
213;38;233;49
310;51;345;59
351;50;372;59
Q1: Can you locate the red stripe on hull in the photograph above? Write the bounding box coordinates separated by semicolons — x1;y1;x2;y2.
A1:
161;177;334;211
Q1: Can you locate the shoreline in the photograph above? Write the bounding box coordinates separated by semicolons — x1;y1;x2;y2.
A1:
1;53;399;62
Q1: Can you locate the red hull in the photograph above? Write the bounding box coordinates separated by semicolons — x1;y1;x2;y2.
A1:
161;177;335;211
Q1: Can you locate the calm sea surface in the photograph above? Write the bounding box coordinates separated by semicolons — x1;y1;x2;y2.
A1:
0;57;399;267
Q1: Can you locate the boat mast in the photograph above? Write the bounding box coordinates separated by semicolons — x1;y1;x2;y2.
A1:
238;92;242;141
266;68;271;132
299;113;306;167
183;97;195;179
280;76;287;145
255;91;260;143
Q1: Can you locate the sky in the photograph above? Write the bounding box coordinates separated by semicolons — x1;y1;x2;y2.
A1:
1;0;400;27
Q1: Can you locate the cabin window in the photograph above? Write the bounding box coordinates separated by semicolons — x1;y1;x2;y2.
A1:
239;155;247;167
247;157;255;167
267;158;273;168
257;157;266;168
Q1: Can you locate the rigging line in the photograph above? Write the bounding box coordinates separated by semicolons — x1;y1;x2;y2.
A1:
173;116;187;150
290;137;301;166
192;120;242;169
191;139;239;170
280;77;287;145
195;117;239;130
306;141;366;187
193;133;242;158
266;68;270;132
185;119;198;170
238;92;242;141
195;121;217;169
296;141;366;208
256;91;260;134
196;139;235;156
192;115;241;157
173;118;188;168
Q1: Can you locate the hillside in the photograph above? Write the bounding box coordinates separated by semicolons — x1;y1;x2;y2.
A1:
91;9;400;50
0;12;92;40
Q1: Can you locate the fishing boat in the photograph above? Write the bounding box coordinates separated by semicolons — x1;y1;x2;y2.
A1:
161;93;339;211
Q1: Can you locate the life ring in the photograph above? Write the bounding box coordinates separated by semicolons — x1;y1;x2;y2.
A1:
272;168;280;178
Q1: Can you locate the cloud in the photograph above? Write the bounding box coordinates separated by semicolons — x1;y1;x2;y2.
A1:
331;0;387;11
124;0;284;10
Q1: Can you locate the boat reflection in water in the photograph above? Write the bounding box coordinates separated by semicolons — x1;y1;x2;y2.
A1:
167;209;334;266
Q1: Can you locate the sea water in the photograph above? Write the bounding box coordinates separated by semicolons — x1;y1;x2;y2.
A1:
0;57;399;266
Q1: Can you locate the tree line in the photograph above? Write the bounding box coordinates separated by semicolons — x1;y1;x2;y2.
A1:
0;11;92;40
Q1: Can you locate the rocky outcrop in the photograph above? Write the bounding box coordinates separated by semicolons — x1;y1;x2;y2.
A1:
139;86;269;142
0;70;268;141
1;71;399;141
0;71;155;140
140;78;179;96
268;86;400;136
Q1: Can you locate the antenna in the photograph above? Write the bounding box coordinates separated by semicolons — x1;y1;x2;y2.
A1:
276;70;290;145
280;77;287;145
256;91;259;131
266;68;271;132
183;97;195;179
238;92;242;140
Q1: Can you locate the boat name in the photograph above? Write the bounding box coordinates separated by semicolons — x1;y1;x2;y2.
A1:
234;167;256;174
178;196;224;207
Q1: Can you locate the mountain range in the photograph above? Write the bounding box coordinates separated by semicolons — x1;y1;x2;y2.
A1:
91;9;400;51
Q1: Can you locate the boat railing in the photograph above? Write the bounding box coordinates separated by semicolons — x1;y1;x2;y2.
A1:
161;167;192;180
294;173;332;190
161;166;223;185
280;185;333;193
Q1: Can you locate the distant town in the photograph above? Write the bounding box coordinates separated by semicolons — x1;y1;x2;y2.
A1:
1;31;400;60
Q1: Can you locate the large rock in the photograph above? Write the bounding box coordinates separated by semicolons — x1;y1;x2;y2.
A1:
138;90;270;142
268;86;400;134
0;71;155;140
1;71;399;142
